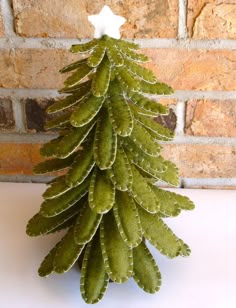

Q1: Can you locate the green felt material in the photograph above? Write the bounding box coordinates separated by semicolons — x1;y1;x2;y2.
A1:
70;95;104;127
59;58;87;73
89;167;115;214
108;145;132;191
87;44;106;67
94;110;117;169
138;206;184;258
40;177;90;217
65;140;94;187
107;85;133;136
106;43;124;67
92;56;111;97
119;46;148;62
80;232;109;304
100;211;133;283
44;112;71;130
70;39;98;53
59;79;91;94
26;203;81;236
38;242;60;277
113;191;142;247
129;165;158;213
133;241;161;293
156;160;179;186
128;92;169;115
33;153;76;174
129;120;161;157
64;63;93;88
53;227;84;273
138;80;174;95
115;66;140;91
43;175;71;199
74;201;102;245
116;39;139;50
125;59;157;84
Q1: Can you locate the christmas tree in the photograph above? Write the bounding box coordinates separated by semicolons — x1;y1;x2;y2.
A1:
26;6;195;304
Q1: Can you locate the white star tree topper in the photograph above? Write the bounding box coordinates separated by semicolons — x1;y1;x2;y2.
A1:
88;5;126;39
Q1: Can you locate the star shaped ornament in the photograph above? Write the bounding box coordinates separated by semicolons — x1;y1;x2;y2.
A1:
88;5;126;39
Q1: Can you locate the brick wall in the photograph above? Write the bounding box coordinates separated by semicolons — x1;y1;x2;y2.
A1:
0;0;235;189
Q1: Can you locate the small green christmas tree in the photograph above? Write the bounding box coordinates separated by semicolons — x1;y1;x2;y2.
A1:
26;6;195;304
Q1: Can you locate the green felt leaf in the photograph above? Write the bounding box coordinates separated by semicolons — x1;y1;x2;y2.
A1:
60;58;87;73
59;79;91;94
53;227;84;273
107;145;132;191
133;241;161;293
124;140;166;177
70;39;98;53
107;91;133;137
33;154;76;174
113;191;142;248
70;95;105;127
74;201;102;245
173;193;195;211
47;91;89;114
156;160;179;186
106;44;124;67
43;175;71;200
40;177;90;217
129;165;158;213
26;202;81;236
38;242;60;277
120;47;148;63
178;240;191;257
80;232;109;304
89;168;115;214
47;215;78;234
125;59;157;84
115;67;140;91
138;80;174;95
128;92;169;115
87;44;106;67
66;140;95;187
92;56;111;97
100;211;133;283
138;206;183;258
116;39;139;50
40;136;63;158
64;64;93;88
129;120;161;157
150;186;181;217
44;112;71;130
94;110;117;169
135;113;174;141
55;121;96;158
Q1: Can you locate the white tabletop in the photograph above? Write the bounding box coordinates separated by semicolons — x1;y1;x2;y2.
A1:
0;183;235;308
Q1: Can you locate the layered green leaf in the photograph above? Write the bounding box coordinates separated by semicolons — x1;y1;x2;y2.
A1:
125;59;157;84
87;44;106;67
138;80;174;95
80;232;109;304
33;154;76;174
113;191;142;247
115;67;140;91
70;39;98;53
38;242;60;277
43;175;71;199
92;56;111;97
89;168;115;214
64;64;93;88
100;211;133;283
60;58;87;73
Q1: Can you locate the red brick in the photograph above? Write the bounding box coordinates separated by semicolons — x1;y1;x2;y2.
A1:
163;144;236;178
12;0;178;38
187;0;236;39
185;100;236;137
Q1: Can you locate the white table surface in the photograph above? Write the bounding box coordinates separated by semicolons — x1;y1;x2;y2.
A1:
0;183;235;308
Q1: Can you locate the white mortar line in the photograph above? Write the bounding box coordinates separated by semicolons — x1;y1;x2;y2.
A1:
1;0;16;37
171;136;236;145
182;178;236;188
11;98;26;133
178;0;188;39
0;37;236;50
0;133;55;143
0;174;53;183
1;88;236;100
175;101;186;135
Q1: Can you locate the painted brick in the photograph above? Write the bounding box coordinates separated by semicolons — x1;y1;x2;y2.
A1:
1;49;235;91
12;0;178;38
23;98;55;133
0;98;15;131
185;100;236;137
187;0;236;39
163;144;236;178
0;143;43;175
